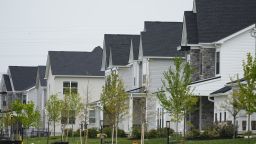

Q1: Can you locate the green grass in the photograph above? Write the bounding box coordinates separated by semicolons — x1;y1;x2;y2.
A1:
21;137;256;144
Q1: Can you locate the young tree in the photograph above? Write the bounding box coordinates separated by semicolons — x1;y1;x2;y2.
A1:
101;72;128;144
46;94;63;136
157;57;197;135
11;100;25;140
21;101;40;144
236;53;256;134
3;112;13;138
69;93;84;139
221;89;242;139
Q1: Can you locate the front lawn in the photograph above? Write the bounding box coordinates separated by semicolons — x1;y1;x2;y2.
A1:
21;137;256;144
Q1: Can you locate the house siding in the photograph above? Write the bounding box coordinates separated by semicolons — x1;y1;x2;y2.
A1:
148;58;174;93
46;65;105;134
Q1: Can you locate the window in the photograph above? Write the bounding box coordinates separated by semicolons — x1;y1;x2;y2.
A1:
134;77;136;86
200;52;203;75
215;113;217;122
216;51;220;75
3;101;6;107
242;121;247;131
224;112;226;122
2;95;6;107
89;109;96;124
63;81;78;95
252;121;256;130
219;113;222;122
22;95;26;104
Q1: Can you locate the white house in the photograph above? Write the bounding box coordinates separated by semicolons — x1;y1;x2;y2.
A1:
179;0;256;132
35;66;48;130
101;34;141;133
137;21;184;132
0;66;46;136
101;21;184;133
45;47;105;135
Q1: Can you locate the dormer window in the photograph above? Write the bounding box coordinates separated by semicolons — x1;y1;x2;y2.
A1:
216;51;220;75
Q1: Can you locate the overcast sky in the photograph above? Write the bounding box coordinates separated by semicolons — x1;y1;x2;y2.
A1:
0;0;193;73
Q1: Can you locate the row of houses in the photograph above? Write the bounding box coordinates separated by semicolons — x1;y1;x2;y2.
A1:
1;0;256;136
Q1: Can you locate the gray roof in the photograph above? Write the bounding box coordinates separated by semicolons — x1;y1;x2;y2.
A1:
211;86;232;95
38;66;47;87
144;21;182;32
188;0;256;43
9;66;38;91
49;47;104;76
141;22;184;57
184;11;198;44
104;34;140;67
3;74;12;91
131;36;140;60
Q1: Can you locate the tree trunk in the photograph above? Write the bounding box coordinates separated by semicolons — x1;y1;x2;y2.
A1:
80;127;82;144
54;121;56;136
85;128;88;144
115;124;118;144
233;115;236;139
183;112;186;137
248;114;251;135
26;128;29;144
111;125;114;144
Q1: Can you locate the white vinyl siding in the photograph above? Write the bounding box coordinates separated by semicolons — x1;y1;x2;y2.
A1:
148;59;174;93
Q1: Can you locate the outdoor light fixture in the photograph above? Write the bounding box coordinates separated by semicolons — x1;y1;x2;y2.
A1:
166;121;170;129
166;121;170;144
100;120;104;127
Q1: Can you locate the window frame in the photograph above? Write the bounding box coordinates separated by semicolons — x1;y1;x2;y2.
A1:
89;109;96;124
63;81;78;95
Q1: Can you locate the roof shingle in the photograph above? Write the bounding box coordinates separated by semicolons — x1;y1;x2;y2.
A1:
141;22;184;57
192;0;256;43
9;66;38;91
49;47;104;76
3;74;12;91
104;34;140;67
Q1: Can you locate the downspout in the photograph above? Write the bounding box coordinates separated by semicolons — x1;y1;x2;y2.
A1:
208;96;214;103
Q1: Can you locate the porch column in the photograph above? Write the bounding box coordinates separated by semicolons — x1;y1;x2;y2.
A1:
128;94;133;134
199;96;202;131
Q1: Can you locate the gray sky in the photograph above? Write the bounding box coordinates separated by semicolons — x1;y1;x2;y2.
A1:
0;0;193;73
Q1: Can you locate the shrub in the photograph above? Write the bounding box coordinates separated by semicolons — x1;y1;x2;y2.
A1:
201;124;220;139
118;129;126;137
88;128;98;138
186;129;200;140
219;123;234;138
158;128;174;138
103;127;112;138
147;129;158;139
132;127;141;139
